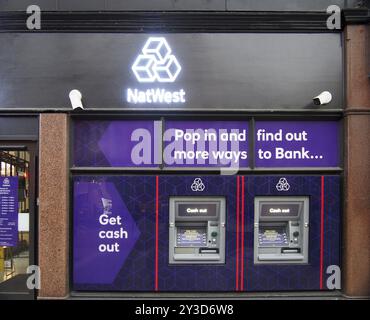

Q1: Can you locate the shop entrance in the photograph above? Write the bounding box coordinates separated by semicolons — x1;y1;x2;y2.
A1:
0;142;37;300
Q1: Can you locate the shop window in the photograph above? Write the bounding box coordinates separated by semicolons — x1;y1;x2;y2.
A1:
0;151;30;288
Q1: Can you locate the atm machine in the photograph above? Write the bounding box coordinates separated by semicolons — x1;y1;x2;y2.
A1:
169;197;226;264
254;196;309;264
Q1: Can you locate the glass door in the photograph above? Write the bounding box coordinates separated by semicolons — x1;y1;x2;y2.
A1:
0;143;36;300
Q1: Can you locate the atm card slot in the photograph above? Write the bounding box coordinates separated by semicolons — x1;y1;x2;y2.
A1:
281;248;301;254
199;248;219;254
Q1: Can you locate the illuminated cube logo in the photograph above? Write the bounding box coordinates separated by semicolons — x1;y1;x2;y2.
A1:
132;37;182;83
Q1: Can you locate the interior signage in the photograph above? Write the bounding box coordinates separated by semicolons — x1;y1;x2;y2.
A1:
0;177;18;247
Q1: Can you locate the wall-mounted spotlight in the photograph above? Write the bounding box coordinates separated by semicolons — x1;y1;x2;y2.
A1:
69;89;84;110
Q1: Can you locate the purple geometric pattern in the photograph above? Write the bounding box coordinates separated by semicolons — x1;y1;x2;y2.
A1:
73;176;156;291
73;121;111;167
73;181;140;284
72;175;341;292
242;175;341;291
157;175;238;291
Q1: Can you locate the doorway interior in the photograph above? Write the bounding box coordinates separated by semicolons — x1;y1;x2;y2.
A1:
0;142;37;300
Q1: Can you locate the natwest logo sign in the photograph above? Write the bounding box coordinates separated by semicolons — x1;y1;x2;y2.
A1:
132;37;181;83
126;37;186;105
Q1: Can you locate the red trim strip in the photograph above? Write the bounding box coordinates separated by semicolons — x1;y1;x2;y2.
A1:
240;176;245;291
155;175;159;291
320;176;325;290
235;176;240;291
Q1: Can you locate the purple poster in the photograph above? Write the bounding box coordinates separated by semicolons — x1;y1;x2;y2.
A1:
74;119;340;169
0;177;18;247
73;181;140;284
255;121;340;167
74;120;249;168
164;121;249;167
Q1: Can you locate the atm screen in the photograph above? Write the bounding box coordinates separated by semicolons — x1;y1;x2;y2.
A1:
258;226;288;246
177;227;207;247
177;203;217;217
260;203;300;217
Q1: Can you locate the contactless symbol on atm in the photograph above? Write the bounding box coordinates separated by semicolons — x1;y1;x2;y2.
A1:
191;178;205;192
276;178;290;191
132;37;182;83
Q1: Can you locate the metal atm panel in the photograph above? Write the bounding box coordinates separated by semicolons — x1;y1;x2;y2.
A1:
254;196;309;264
169;197;226;264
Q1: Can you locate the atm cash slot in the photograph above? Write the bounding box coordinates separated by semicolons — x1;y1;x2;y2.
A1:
281;248;301;254
199;248;219;254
